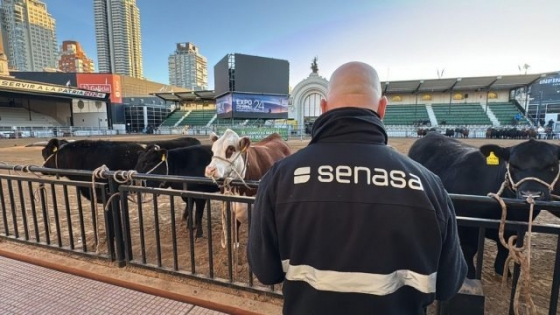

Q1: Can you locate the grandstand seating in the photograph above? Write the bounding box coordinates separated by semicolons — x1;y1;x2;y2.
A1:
0;107;61;127
383;104;430;126
431;103;491;125
160;110;187;127
489;102;530;126
176;110;215;127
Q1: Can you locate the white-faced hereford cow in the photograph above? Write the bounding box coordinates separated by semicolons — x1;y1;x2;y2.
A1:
204;129;291;248
408;132;560;279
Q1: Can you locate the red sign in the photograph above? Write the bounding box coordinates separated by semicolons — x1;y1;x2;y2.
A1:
76;74;122;103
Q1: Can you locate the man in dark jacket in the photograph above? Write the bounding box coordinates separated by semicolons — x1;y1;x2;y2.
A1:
247;61;467;315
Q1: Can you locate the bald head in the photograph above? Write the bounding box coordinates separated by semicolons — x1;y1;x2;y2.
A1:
321;61;387;117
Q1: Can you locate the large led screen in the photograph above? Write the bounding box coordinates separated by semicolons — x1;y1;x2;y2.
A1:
216;92;288;119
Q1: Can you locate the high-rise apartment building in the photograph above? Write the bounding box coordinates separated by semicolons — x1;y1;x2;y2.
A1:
0;0;58;71
58;40;95;73
168;42;207;90
94;0;143;78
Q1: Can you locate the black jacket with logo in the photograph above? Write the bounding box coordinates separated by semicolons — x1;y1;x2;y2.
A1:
247;107;467;315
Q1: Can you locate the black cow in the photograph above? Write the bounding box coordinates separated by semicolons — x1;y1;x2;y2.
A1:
42;137;201;162
408;132;560;278
134;145;220;239
41;137;201;202
41;139;147;202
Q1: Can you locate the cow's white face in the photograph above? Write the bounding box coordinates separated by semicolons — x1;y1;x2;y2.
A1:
205;129;251;180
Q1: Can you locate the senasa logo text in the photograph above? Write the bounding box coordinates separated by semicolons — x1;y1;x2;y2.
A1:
294;165;424;190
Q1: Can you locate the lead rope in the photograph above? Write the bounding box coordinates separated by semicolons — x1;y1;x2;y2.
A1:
209;149;252;273
486;162;560;315
91;165;139;254
141;157;169;203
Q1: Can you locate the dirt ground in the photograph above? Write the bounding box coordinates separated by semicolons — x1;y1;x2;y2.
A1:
0;134;559;315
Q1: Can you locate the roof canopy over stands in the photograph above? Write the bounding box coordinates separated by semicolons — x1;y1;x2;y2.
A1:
382;72;555;94
153;72;557;101
152;90;216;103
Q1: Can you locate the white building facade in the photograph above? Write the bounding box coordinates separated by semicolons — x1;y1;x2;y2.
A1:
168;42;207;90
94;0;143;78
290;72;328;124
0;0;58;71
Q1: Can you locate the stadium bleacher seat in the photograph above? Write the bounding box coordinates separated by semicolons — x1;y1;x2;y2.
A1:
0;107;61;127
488;102;530;126
431;103;491;125
383;104;430;126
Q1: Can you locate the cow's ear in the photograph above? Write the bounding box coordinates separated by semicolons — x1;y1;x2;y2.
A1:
480;144;510;162
210;132;218;143
49;138;60;152
239;137;251;152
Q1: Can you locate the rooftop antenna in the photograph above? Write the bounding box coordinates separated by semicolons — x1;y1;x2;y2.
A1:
437;68;445;79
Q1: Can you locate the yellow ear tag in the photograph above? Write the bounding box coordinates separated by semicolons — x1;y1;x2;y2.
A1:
52;147;57;152
161;154;166;162
486;151;499;166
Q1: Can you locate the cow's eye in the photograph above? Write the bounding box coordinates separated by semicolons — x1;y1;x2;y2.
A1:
551;166;557;172
225;146;235;158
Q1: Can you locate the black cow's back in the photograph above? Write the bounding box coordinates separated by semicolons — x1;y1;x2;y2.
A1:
139;137;200;150
49;140;144;172
408;133;510;218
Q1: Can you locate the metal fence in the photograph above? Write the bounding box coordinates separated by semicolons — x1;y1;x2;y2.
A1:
1;124;513;140
0;164;559;314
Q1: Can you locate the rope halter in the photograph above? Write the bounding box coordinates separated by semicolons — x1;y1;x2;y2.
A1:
209;147;252;191
486;160;559;315
42;149;59;169
503;162;560;196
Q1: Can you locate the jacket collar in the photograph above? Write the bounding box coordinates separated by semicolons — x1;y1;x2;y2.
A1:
309;107;388;145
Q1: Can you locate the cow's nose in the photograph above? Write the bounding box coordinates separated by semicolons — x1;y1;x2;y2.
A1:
205;166;216;177
519;190;543;198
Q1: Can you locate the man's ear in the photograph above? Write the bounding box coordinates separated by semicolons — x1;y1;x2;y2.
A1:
320;99;327;114
377;96;388;119
239;137;251;152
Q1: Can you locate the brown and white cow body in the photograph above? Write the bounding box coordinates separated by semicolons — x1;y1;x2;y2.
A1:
205;128;291;248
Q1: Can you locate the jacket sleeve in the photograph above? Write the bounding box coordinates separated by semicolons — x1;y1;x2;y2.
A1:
247;168;285;285
435;190;468;301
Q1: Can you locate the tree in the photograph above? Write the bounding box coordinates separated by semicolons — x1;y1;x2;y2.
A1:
311;57;318;73
518;63;530;75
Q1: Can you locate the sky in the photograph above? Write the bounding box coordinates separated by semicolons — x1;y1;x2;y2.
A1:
45;0;560;89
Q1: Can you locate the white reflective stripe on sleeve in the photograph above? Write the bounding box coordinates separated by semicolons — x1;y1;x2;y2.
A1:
281;260;437;296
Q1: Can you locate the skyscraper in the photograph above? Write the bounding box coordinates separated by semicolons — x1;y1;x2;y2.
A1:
168;42;207;90
94;0;143;78
58;40;95;73
0;0;58;71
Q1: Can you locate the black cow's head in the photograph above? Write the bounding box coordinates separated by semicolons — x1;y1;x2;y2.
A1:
480;139;560;200
42;138;69;165
134;145;168;175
